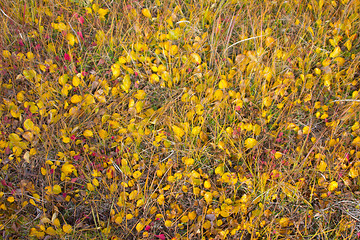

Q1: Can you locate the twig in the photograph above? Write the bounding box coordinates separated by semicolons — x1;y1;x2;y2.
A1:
176;20;190;25
331;99;360;103
0;7;21;26
68;21;82;49
226;34;268;50
160;150;174;163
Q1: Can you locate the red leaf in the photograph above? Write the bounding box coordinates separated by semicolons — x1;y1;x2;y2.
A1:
155;234;165;240
64;53;71;61
78;16;84;24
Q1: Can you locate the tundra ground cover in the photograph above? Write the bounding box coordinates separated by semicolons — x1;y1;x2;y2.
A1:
0;0;360;239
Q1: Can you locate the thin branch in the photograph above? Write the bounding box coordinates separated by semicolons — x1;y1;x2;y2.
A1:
68;21;82;49
332;99;360;103
0;7;21;26
226;34;268;50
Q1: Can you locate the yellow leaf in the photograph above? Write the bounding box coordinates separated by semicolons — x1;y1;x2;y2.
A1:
24;119;34;131
214;89;223;100
253;124;261;136
334;57;345;66
149;74;159;84
66;33;76;46
262;66;273;81
98;129;108;139
72;75;80;87
71;94;82;104
9;133;21;143
57;22;67;31
219;79;228;89
322;58;331;67
265;36;275;48
344;40;352;50
170;45;178;55
118;56;127;64
352;136;360;147
279;217;290;227
7;196;15;203
183;157;194;166
263;96;272;107
136;222;145;232
134;90;146;100
329;46;341;58
204;180;211;189
13;146;22;156
17;91;25;102
215;165;224;175
53;218;60;227
128;98;135;109
317;160;327;172
83;130;93;138
180;215;189;223
307;26;314;36
181;93;190;102
220;210;229;218
133;171;142;179
87;183;95;191
95;30;106;45
10;109;20;119
218;141;225;150
121;75;131;93
221;172;231;183
63;224;72;234
165;220;172;227
141;8;152;18
83;94;95;106
58;74;69;86
61;163;76;176
115;216;123;224
157;194;165;205
172;125;185;139
190;53;201;64
203;221;211;229
349;167;358;178
193;187;200;196
244;138;257;149
135;101;144;113
204;192;212;204
302;126;311;135
98;8;109;20
112;86;120;96
111;63;121;78
2;50;11;58
46;226;57;235
328;181;338;192
137;199;145;207
191;126;201;135
129;190;138;200
195;104;204;115
151;66;158;72
314;68;321;75
95;94;106;103
188;211;197;220
53;185;62;194
23;69;36;80
91;179;99;187
274;152;282;159
30;228;45;238
323;74;331;87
